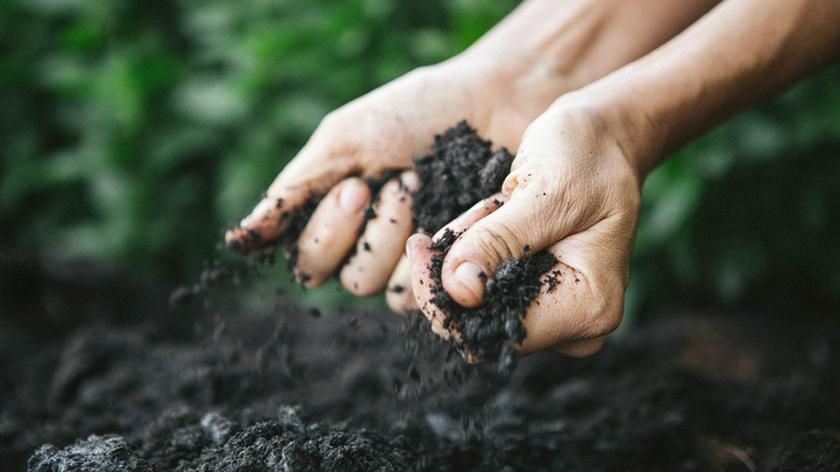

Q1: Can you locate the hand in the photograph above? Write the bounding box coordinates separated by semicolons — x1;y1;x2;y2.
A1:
225;58;562;312
406;105;642;357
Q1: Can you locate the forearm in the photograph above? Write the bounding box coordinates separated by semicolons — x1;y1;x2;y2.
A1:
563;0;840;176
451;0;721;108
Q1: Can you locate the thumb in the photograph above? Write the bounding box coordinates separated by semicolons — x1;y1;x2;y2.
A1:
439;188;573;308
225;126;357;252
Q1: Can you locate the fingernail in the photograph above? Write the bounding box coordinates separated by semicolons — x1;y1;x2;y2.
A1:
339;180;368;213
400;171;420;192
405;233;424;261
453;262;486;302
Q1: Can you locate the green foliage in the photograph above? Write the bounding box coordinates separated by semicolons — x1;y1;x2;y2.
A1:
630;66;840;318
2;0;839;316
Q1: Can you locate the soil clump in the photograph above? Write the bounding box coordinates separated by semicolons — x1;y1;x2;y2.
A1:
410;121;513;234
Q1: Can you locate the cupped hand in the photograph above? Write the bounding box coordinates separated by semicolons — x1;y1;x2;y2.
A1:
226;58;563;312
406;105;643;357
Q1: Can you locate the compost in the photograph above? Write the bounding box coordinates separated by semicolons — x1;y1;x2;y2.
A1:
2;257;840;471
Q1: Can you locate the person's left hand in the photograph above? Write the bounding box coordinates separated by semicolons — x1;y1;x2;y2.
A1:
406;104;643;357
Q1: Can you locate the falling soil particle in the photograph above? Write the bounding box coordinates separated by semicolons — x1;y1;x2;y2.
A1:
274;194;322;276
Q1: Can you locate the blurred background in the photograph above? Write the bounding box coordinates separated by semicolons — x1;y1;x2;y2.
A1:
2;0;840;323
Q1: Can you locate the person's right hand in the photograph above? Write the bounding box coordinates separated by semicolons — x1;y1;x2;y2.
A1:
225;58;566;313
406;102;643;358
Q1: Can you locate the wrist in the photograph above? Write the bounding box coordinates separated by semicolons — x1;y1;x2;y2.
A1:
440;0;623;114
545;89;665;182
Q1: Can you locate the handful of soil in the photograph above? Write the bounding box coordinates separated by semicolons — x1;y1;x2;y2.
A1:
411;121;513;233
409;122;557;367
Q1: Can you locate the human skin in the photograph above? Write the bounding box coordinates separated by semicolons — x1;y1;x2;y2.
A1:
406;0;840;357
225;0;720;313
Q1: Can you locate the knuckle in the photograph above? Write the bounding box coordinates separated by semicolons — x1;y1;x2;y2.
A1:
581;279;624;338
469;220;524;264
318;110;342;132
339;267;374;296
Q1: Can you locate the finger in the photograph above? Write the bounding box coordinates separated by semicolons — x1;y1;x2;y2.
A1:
385;255;416;314
292;177;371;286
225;128;358;252
430;193;505;242
405;233;450;340
340;172;418;295
397;195;503;318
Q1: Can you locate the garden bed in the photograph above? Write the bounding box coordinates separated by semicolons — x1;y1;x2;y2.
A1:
2;258;839;471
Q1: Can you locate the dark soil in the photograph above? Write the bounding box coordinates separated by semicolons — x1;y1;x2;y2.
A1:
230;121;513;283
3;259;840;471
411;121;513;234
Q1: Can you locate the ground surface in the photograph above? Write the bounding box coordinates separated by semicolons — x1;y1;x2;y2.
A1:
2;258;840;471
